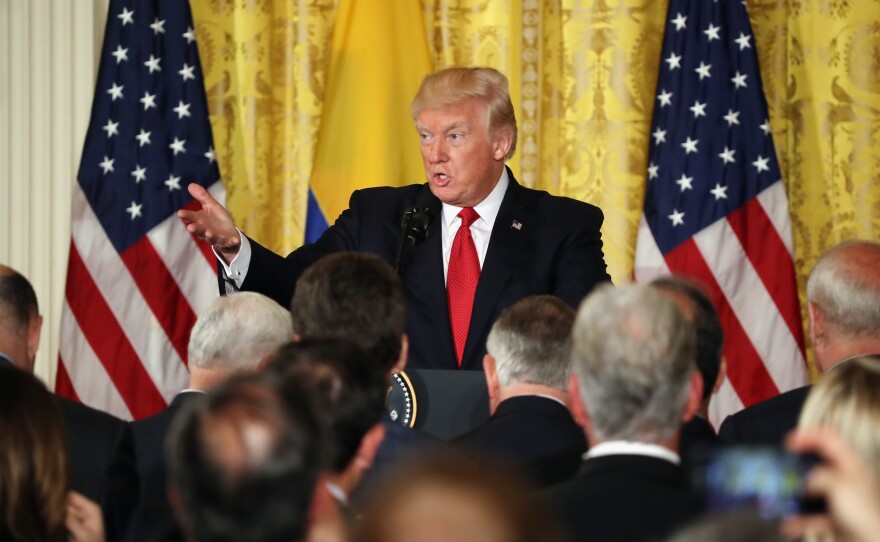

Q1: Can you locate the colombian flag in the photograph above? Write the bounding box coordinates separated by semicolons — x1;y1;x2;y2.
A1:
306;0;434;241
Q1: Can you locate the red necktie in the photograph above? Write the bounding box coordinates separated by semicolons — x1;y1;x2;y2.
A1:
447;208;481;367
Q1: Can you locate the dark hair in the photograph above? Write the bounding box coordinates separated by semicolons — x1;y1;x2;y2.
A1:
166;372;323;542
652;276;724;401
0;267;39;332
266;337;387;472
0;364;69;541
290;253;405;373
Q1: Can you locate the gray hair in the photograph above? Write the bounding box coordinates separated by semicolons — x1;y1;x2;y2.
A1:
806;240;880;338
486;296;575;390
188;292;293;370
572;284;695;442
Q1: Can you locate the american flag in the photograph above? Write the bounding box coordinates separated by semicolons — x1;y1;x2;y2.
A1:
56;0;223;420
634;0;809;427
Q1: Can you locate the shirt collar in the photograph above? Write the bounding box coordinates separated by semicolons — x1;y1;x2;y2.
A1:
441;168;509;230
585;440;681;465
0;352;14;365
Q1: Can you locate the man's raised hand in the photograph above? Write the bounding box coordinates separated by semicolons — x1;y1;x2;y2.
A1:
178;183;241;263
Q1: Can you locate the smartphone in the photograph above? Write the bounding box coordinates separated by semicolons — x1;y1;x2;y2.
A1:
690;446;823;518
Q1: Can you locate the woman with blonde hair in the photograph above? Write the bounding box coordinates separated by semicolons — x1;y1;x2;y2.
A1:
796;355;880;540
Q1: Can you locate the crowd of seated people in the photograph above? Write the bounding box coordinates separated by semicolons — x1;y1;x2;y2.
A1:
2;240;880;541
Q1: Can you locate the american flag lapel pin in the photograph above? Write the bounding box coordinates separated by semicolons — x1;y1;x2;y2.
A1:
511;220;522;231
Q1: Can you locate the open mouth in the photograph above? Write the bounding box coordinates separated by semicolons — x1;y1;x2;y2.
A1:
433;173;449;186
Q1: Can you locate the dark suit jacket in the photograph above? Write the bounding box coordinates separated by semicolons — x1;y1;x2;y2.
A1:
55;396;139;542
679;415;717;466
454;396;586;487
238;171;610;370
542;454;704;542
717;385;812;447
123;392;203;542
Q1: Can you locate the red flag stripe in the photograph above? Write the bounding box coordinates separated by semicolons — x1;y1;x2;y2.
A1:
727;196;806;352
664;237;781;405
58;300;133;419
54;357;81;403
65;243;167;418
693;214;808;392
120;237;198;365
69;185;190;400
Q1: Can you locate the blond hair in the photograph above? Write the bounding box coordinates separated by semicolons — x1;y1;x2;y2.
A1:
411;67;517;160
799;356;880;481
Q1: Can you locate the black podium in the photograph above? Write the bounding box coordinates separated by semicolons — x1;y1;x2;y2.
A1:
386;369;490;440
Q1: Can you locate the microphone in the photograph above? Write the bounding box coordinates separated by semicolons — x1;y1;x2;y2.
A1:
394;191;435;274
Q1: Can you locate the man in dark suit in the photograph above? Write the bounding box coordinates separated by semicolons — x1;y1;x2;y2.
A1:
178;66;610;371
718;240;880;446
652;276;725;462
0;264;138;539
543;284;705;542
124;291;294;540
286;252;456;505
454;295;586;487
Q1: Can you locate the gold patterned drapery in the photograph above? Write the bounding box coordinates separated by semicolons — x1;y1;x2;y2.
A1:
191;0;880;372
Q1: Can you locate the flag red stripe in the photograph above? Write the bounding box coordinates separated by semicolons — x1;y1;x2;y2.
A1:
664;238;780;406
65;243;167;418
181;198;219;267
54;356;81;402
727;199;806;353
120;236;198;365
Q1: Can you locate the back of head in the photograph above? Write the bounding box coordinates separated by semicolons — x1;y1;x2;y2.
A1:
0;265;39;370
188;292;293;371
355;456;561;542
0;364;69;541
486;295;575;390
166;372;322;542
651;276;724;402
806;240;880;339
411;66;518;160
266;337;387;473
572;283;695;442
798;355;880;482
290;253;405;374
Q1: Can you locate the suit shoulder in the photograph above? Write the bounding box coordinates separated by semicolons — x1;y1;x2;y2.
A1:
56;395;125;430
519;185;604;220
728;385;812;421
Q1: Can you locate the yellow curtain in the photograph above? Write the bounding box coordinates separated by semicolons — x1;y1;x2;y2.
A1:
192;0;880;371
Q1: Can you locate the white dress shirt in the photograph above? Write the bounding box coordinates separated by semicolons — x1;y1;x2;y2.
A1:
219;169;510;288
585;440;681;465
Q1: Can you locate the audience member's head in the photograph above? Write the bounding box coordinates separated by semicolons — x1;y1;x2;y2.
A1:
570;284;701;446
806;241;880;372
355;456;561;542
483;295;575;412
0;264;42;372
652;276;725;415
666;511;785;542
0;363;69;541
266;337;387;492
166;372;323;542
187;291;293;389
290;253;406;375
411;66;517;161
799;355;880;483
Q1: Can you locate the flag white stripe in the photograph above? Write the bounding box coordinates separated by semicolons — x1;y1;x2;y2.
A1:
694;218;809;392
59;301;133;420
756;182;794;255
708;378;744;430
70;184;189;403
633;213;671;281
147;209;217;317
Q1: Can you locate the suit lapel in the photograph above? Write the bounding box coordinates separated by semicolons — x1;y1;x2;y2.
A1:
461;172;536;369
401;185;456;367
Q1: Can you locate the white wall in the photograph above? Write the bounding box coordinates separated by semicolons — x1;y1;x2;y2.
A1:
0;0;109;387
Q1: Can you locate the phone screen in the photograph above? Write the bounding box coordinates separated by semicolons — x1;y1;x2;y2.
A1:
691;447;819;518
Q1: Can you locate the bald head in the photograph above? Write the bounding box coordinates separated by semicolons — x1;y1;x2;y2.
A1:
806;241;880;371
0;265;42;372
